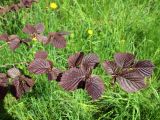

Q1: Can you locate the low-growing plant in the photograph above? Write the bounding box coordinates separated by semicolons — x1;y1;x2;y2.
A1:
23;23;69;48
103;53;154;92
27;51;155;100
0;67;34;100
47;32;69;48
0;23;155;100
22;23;48;44
60;52;104;100
0;23;69;50
0;0;38;15
0;33;30;50
28;51;62;81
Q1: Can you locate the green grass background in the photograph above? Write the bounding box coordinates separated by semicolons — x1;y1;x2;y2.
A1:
0;0;160;120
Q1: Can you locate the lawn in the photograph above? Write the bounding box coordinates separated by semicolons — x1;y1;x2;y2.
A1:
0;0;160;120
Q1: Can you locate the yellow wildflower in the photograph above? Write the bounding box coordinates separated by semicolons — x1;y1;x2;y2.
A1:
87;29;93;36
32;37;37;41
50;2;58;10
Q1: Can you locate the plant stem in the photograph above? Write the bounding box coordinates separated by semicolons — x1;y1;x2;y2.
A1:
0;42;8;50
0;61;29;68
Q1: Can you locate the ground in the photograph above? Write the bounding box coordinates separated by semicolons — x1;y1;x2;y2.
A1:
0;0;160;120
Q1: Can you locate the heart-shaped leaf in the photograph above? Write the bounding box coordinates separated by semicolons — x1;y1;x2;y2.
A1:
11;78;24;99
11;76;35;99
35;51;48;59
8;35;21;50
81;53;99;71
59;68;85;91
35;23;45;34
22;24;36;34
28;59;51;74
134;60;154;77
117;70;146;92
7;68;21;78
103;61;117;75
49;32;67;48
114;53;135;68
85;76;105;100
68;52;84;68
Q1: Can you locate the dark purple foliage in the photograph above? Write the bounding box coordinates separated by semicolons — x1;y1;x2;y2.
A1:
20;0;38;8
0;0;37;15
0;73;8;100
103;53;154;92
34;50;48;59
0;68;35;100
47;32;69;48
68;52;84;68
67;52;99;70
0;34;30;50
22;23;48;44
60;52;104;100
11;75;35;99
28;51;62;81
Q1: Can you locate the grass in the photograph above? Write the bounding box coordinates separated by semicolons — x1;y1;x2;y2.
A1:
0;0;160;120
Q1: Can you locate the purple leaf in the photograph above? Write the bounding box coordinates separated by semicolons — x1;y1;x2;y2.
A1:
49;32;67;48
35;23;45;34
28;59;51;74
85;76;105;100
20;0;38;7
81;53;99;71
0;73;8;100
114;53;135;68
103;61;117;75
134;60;154;77
0;33;9;41
11;78;24;99
59;68;85;91
47;67;62;81
34;50;48;59
21;75;35;92
7;68;21;78
8;35;21;50
22;24;36;34
11;76;35;99
36;34;48;44
117;70;146;92
68;52;84;68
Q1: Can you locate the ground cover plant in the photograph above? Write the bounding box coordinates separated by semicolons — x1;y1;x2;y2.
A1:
0;0;37;14
0;0;160;120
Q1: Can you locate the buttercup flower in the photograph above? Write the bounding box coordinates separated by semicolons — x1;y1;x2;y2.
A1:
32;37;37;41
87;29;93;36
50;2;58;10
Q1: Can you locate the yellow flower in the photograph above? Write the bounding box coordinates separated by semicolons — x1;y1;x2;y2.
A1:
32;37;37;41
50;2;58;10
87;29;93;36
